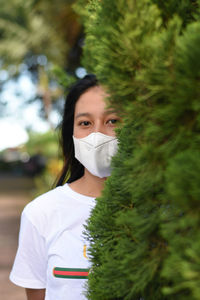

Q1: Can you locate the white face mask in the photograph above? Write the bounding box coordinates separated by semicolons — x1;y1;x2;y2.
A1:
73;132;118;178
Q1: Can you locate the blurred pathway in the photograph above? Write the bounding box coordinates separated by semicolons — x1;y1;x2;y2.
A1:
0;176;34;300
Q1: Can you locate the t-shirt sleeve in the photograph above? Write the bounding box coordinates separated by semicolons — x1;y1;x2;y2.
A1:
10;210;47;289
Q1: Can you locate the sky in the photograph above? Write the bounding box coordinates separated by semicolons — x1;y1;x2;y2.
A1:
0;72;55;151
0;120;29;150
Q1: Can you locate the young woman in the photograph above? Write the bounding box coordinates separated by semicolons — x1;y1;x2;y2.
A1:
10;74;120;300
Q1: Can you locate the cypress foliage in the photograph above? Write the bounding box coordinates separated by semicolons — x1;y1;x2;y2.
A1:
76;0;200;299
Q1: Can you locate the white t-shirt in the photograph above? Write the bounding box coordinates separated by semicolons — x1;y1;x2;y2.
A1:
10;183;95;300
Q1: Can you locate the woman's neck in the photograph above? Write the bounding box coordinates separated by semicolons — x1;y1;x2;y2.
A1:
69;169;106;198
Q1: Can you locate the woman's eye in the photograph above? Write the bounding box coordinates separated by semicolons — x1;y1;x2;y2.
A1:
107;119;118;125
79;121;90;126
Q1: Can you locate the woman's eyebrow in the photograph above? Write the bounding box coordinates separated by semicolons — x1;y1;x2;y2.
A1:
104;109;118;115
75;112;92;119
75;110;118;119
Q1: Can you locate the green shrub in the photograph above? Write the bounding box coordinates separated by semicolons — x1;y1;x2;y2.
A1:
77;0;200;299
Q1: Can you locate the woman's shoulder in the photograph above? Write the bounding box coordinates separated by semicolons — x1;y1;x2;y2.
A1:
23;183;94;218
24;185;63;210
20;185;71;235
20;183;95;238
21;185;67;224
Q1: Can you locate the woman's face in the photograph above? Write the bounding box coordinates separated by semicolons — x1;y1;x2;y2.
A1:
73;86;120;138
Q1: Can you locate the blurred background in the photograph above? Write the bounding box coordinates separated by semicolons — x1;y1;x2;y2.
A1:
0;0;85;298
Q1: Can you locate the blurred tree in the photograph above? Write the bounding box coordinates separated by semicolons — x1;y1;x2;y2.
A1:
24;130;59;157
0;1;64;68
23;130;62;194
0;0;82;69
0;0;83;120
32;0;83;72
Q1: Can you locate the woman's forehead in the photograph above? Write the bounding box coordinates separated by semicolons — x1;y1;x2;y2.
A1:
75;86;111;113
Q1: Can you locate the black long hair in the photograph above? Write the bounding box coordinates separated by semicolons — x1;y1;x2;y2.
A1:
56;74;98;186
